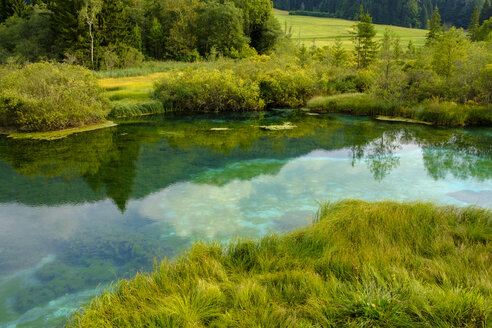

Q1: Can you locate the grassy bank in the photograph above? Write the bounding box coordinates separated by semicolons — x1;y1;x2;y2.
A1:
307;94;492;126
69;200;491;327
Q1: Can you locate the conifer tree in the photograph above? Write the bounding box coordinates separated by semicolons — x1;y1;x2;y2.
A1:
426;5;442;44
9;0;28;17
352;6;377;69
469;6;480;41
331;38;347;67
132;24;143;52
0;0;12;22
52;0;84;57
479;0;492;24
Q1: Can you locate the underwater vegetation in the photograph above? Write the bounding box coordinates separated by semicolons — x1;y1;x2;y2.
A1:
11;225;190;314
68;200;492;327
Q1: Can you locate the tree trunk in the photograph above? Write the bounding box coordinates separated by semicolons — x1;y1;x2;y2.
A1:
90;23;94;70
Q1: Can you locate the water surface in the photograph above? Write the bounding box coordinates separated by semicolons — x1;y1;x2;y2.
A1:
0;111;491;327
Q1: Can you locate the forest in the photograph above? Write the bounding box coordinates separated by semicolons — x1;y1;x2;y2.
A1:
1;1;492;132
277;0;492;28
0;0;281;69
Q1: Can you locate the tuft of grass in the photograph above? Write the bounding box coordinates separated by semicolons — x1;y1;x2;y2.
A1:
110;100;165;117
94;61;196;79
68;200;492;327
306;94;492;126
99;72;169;117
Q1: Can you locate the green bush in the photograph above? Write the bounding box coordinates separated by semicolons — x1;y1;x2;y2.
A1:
258;68;316;108
153;69;265;111
306;94;492;126
0;63;109;131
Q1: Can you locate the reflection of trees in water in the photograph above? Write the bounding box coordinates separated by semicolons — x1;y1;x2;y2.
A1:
421;134;492;181
0;115;491;208
350;130;402;181
0;128;115;179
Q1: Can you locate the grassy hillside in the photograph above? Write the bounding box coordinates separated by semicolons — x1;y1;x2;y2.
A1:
68;200;491;327
274;9;428;49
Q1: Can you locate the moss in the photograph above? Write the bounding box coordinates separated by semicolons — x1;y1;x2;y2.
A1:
4;121;117;140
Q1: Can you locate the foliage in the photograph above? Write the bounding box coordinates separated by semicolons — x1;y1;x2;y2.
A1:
352;7;378;69
426;5;442;44
154;69;265;111
469;6;481;42
258;68;316;107
196;1;250;58
0;0;282;67
68;200;492;327
306;94;492;126
0;63;109;131
0;5;54;64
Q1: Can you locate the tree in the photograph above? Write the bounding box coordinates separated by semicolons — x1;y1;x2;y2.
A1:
51;0;84;58
426;5;442;44
330;38;347;66
97;0;129;47
431;28;468;86
0;0;13;22
149;17;164;59
476;17;492;41
196;1;248;57
407;40;416;57
378;28;402;96
479;0;492;24
352;6;377;69
469;6;480;41
9;0;28;18
476;64;492;106
131;24;143;52
79;0;102;69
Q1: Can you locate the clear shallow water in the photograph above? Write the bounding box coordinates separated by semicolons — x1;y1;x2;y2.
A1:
0;111;491;327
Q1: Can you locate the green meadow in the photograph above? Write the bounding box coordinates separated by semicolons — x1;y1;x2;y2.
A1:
274;9;428;48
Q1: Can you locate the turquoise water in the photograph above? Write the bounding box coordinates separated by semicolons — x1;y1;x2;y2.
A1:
0;111;491;327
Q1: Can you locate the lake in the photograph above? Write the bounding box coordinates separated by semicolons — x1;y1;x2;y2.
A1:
0;111;491;327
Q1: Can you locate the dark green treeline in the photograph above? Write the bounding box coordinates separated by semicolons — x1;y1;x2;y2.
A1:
277;0;492;29
0;0;281;68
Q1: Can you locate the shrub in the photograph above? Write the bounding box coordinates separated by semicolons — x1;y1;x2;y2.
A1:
258;68;316;108
153;69;264;111
0;63;109;131
306;94;492;126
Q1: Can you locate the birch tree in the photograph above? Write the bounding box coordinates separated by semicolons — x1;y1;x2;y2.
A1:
80;0;102;69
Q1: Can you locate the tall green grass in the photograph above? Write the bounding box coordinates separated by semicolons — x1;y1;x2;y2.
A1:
94;61;198;79
307;94;492;126
68;200;492;327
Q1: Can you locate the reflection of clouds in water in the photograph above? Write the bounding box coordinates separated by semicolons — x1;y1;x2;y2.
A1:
0;201;123;273
0;200;119;241
138;148;492;239
139;181;255;239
